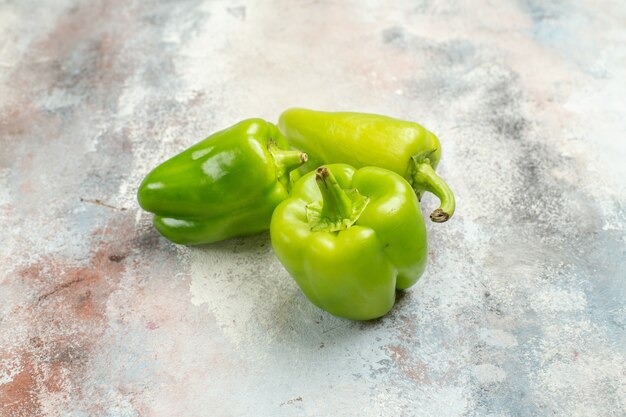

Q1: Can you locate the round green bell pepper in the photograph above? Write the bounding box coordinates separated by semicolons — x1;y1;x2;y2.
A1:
270;164;428;320
138;119;307;245
278;108;455;222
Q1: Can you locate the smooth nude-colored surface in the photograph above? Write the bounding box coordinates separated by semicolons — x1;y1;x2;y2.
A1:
1;1;625;416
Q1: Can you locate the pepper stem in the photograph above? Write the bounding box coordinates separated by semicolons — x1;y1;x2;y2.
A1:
269;143;308;172
316;167;353;221
306;167;369;232
410;158;455;222
268;142;308;188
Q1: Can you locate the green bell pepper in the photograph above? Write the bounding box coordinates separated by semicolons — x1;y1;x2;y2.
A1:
138;119;307;245
278;108;455;222
270;164;428;320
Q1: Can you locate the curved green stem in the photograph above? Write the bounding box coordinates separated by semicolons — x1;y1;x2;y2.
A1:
410;158;455;223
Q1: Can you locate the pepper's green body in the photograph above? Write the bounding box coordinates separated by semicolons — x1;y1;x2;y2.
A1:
278;108;455;222
138;119;306;245
270;164;428;320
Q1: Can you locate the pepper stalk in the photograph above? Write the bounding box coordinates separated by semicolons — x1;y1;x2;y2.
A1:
409;155;455;222
268;141;308;189
306;167;369;232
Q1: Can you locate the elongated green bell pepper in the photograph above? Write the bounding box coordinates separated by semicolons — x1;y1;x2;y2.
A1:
138;119;307;245
278;108;455;222
270;164;428;320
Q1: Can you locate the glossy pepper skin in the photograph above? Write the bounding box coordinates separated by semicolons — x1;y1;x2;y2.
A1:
270;164;428;320
278;108;455;222
138;119;307;245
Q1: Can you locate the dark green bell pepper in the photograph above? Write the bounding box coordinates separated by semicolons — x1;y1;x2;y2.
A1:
138;119;307;244
270;164;428;320
278;108;455;222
